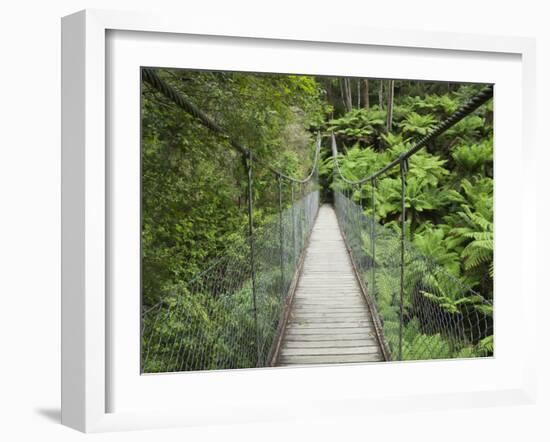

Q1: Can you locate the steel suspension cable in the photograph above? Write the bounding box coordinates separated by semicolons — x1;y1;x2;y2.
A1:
331;85;494;184
142;68;321;184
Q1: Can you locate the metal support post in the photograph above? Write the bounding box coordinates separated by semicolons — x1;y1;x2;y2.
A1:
246;151;261;366
278;175;285;299
291;182;296;266
371;178;376;299
398;158;407;361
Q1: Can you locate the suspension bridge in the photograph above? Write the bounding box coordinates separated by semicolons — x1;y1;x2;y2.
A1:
141;69;493;373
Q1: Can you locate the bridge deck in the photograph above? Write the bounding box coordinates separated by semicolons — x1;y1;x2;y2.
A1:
277;204;384;366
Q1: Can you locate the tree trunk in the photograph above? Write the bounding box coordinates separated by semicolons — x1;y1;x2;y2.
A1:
339;79;346;112
326;80;336;115
362;79;370;109
343;78;353;112
348;79;353;111
378;80;384;109
386;79;395;132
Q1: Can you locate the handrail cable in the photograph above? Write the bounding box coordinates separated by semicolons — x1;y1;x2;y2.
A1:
142;68;321;184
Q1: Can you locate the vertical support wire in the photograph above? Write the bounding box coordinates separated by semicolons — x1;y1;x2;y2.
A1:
371;178;376;300
291;182;296;266
398;158;407;361
277;175;285;299
358;184;363;250
358;183;363;268
245;151;261;366
300;182;305;249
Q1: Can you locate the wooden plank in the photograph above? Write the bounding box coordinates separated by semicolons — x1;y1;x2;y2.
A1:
295;286;363;291
283;333;376;341
281;346;381;356
294;301;366;305
297;277;359;281
289;319;371;325
283;338;379;348
292;310;367;315
290;312;369;319
293;301;366;306
278;353;382;364
295;293;364;296
292;306;367;312
286;326;374;337
286;320;373;328
294;294;362;297
288;320;373;328
289;316;372;326
292;306;367;311
297;280;358;283
290;311;369;317
289;320;371;326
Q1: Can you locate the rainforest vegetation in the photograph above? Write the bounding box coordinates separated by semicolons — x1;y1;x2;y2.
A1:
141;69;493;371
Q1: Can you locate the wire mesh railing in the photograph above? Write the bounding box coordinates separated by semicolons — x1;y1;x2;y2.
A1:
141;189;320;373
334;190;493;361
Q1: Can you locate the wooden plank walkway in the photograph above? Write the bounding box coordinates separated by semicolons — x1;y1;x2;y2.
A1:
277;204;384;366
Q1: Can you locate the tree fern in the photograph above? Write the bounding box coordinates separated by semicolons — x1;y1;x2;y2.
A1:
414;94;459;117
398;112;437;137
412;225;460;277
452;138;493;176
442;115;485;143
461;233;493;273
328;107;386;142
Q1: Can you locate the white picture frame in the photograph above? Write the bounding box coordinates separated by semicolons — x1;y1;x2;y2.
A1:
61;9;537;433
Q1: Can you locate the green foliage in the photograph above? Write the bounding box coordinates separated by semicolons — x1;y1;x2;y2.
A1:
327;107;386;142
400;319;452;360
141;69;325;307
414;94;459;117
325;85;495;297
444;115;486;144
452;138;493;177
413;225;460;277
331;82;494;362
398;112;437;137
444;178;494;283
